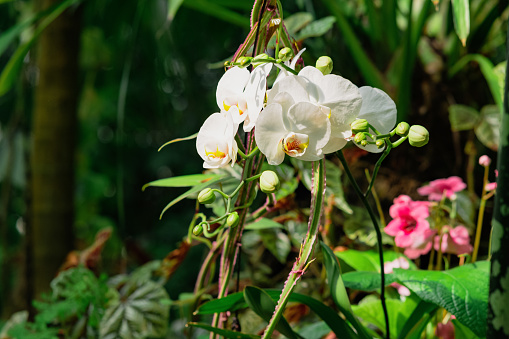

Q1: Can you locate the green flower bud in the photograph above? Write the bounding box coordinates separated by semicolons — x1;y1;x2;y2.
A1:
278;47;293;62
316;56;333;75
396;122;410;136
237;56;252;68
408;125;429;147
376;140;385;149
260;170;280;194
252;53;270;68
351;119;369;134
193;224;203;236
224;60;232;67
226;212;240;228
198;188;216;204
354;132;367;144
360;140;369;147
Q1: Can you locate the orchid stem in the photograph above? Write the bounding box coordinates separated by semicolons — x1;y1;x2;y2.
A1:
336;150;390;339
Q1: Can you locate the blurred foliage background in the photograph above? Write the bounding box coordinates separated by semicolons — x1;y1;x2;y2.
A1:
0;0;507;332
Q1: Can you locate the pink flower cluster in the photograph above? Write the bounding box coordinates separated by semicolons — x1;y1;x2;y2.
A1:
385;190;472;259
417;176;466;201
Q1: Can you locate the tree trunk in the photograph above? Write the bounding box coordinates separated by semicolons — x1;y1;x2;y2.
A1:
29;0;81;299
487;23;509;337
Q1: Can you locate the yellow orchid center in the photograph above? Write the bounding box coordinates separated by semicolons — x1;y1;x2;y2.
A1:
223;99;245;115
282;133;309;156
205;146;226;159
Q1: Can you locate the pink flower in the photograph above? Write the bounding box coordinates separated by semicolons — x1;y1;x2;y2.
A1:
436;320;455;339
479;155;491;167
485;182;497;191
434;225;473;255
417;176;466;201
384;258;411;296
385;195;434;258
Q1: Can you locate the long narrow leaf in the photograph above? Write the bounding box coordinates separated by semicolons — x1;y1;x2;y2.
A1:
187;322;260;338
243;286;300;339
142;174;221;190
397;299;438;339
451;0;470;46
0;0;81;96
183;0;249;28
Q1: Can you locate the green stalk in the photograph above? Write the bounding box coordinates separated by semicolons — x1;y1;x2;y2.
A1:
472;164;490;262
336;150;390;339
262;158;325;339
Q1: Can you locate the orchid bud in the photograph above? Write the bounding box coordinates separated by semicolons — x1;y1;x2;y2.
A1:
278;47;293;62
252;53;269;68
260;170;280;194
354;132;367;144
351;119;369;134
396;122;410;136
479;155;491;167
193;224;203;236
376;140;385;149
408;125;429;147
360;140;369;147
226;212;240;228
237;56;252;68
198;188;215;204
316;56;333;75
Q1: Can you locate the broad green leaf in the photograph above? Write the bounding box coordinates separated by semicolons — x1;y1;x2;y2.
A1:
158;175;228;218
343;206;393;246
397;299;438;339
452;319;479;339
353;295;419;338
244;218;284;230
295;16;336;40
243;286;299;339
450;55;503;113
321;242;370;339
455;191;476;228
0;0;81;96
183;0;249;28
342;271;398;291
451;0;470;46
448;105;480;131
167;0;184;21
142;174;222;190
259;229;291;264
297;321;334;339
282;12;313;36
158;132;197;151
493;61;506;110
187;322;260;338
475;105;500;150
99;280;169;339
394;261;490;337
195;289;357;338
335;249;414;273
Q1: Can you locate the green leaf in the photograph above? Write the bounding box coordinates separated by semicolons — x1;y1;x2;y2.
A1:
295;16;336;40
99;280;169;339
397;299;438;339
394;261;490;337
448;105;480;131
335;249;414;273
158;175;228;218
282;12;313;36
195;289;357;338
475;105;500;151
343;206;393;246
451;0;470;46
157;132;197;151
353;295;419;338
167;0;184;21
244;218;284;230
183;0;249;28
243;286;299;339
187;322;260;338
342;271;398;291
452;319;479;339
450;55;503;113
0;0;81;96
259;229;291;264
321;242;370;339
142;174;222;190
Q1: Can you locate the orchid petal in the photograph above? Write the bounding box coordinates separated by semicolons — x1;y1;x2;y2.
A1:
216;67;250;109
243;63;272;132
358;86;397;134
287;102;331;153
255;104;286;165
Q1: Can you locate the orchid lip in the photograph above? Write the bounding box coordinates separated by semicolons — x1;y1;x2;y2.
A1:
282;132;309;156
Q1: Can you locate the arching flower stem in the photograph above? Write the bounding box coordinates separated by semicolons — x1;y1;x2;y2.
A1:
336;150;390;339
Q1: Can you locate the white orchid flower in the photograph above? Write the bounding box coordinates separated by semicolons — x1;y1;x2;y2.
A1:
216;63;272;132
255;92;331;165
265;66;362;157
354;86;397;153
196;111;238;168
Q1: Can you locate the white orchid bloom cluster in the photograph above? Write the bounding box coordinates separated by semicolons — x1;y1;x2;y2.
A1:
196;54;397;168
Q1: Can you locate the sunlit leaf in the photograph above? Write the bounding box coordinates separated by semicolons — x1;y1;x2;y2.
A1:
398;299;438;339
335;249;415;273
342;271;398;291
295;16;336;40
167;0;184;21
451;0;470;46
243;286;299;339
394;261;489;337
142;173;222;190
244;218;284;230
448;104;479;131
475;105;500;150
